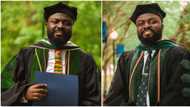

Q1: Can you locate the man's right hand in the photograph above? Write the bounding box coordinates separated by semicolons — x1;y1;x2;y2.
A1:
24;83;48;101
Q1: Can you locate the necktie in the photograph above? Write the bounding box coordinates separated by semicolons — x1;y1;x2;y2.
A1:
136;51;152;106
54;49;62;72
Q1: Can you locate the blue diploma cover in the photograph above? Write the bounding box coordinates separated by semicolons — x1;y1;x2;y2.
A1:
32;71;79;106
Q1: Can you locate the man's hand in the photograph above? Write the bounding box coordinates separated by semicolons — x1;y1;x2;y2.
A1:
25;83;48;101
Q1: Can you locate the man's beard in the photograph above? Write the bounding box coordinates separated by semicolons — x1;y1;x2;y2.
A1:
47;29;72;48
137;28;162;46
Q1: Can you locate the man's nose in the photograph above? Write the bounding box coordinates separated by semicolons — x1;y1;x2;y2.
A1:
143;22;151;29
57;22;64;28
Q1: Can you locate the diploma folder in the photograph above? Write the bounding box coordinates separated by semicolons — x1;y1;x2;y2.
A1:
32;71;79;106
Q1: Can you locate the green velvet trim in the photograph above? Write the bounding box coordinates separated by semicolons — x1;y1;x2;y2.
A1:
182;88;190;97
181;74;190;84
30;48;48;82
180;59;190;73
137;40;177;51
148;51;159;105
69;49;81;75
128;49;142;103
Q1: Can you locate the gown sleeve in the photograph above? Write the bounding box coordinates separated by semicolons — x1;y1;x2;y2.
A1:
160;47;190;105
1;48;34;106
104;52;131;106
79;54;101;105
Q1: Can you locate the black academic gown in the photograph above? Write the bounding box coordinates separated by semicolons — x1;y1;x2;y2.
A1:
104;46;190;106
1;42;101;106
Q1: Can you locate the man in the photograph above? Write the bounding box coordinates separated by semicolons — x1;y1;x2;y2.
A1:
104;3;190;106
1;2;100;106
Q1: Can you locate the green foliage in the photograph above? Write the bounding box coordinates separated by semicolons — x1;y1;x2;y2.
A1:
1;1;101;70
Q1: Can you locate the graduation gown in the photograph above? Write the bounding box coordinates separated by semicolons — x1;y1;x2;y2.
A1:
104;40;190;106
1;39;101;106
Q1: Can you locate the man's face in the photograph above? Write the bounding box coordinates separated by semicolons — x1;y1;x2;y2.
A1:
46;12;74;47
136;13;163;46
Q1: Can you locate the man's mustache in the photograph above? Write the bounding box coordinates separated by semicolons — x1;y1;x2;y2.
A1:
53;28;65;33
